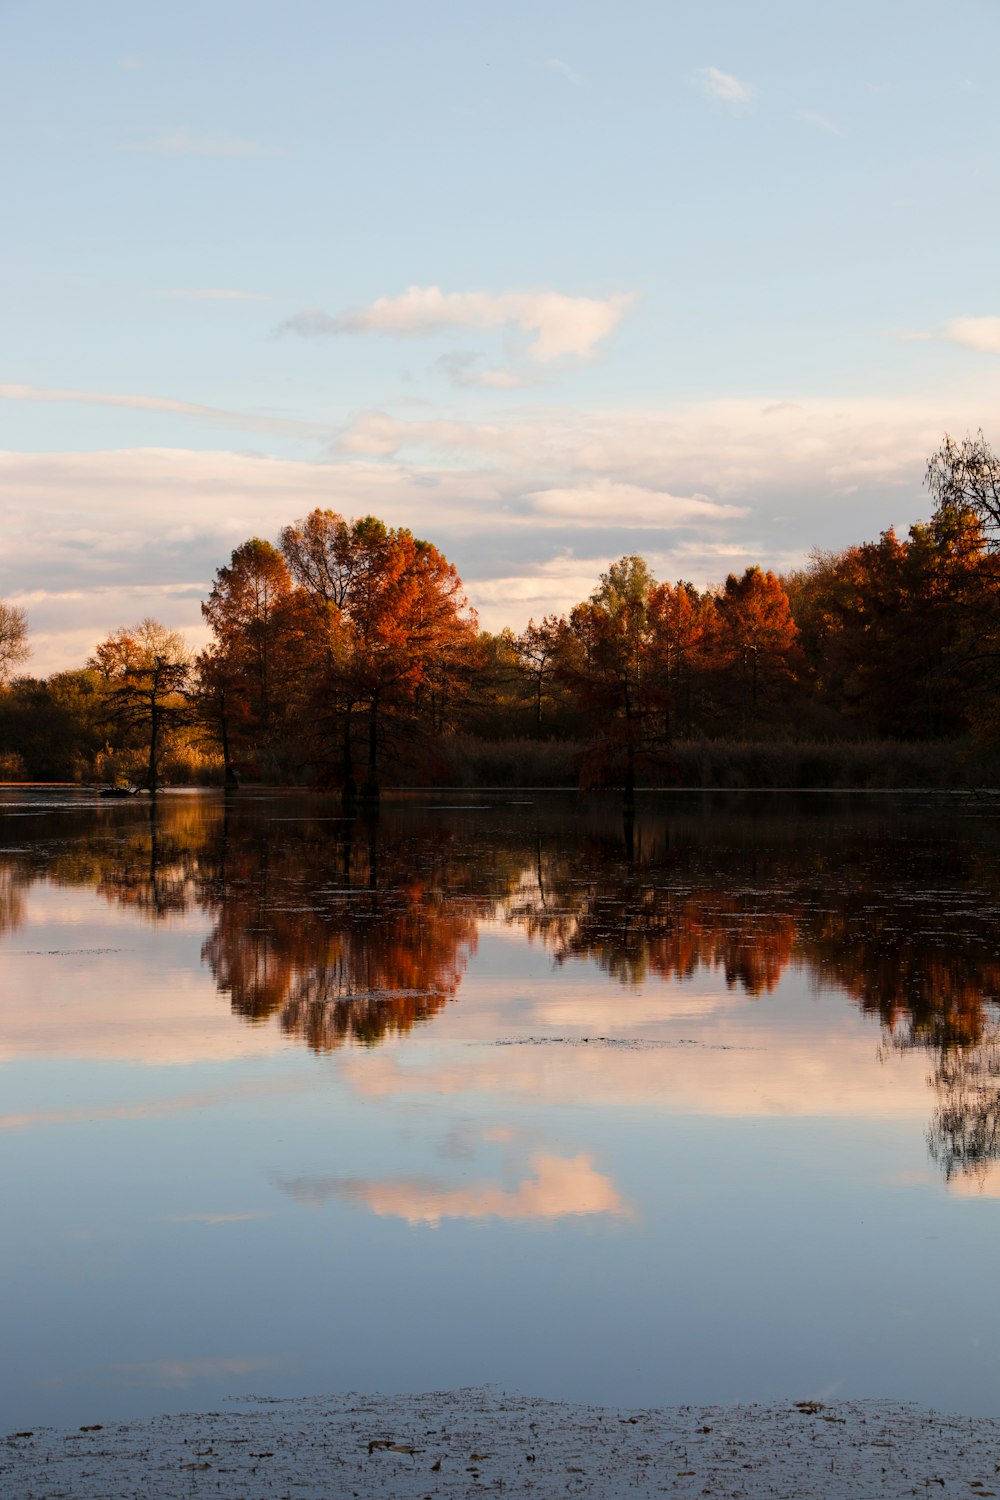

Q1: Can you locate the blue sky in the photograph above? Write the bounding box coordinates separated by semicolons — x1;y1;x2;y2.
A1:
3;0;1000;670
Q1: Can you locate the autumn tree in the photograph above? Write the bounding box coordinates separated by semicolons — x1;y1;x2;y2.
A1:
646;581;717;740
788;512;997;740
713;567;801;734
202;540;293;735
90;619;191;792
280;510;478;797
199;538;298;778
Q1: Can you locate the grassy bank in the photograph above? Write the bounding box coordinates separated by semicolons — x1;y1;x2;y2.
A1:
434;734;999;790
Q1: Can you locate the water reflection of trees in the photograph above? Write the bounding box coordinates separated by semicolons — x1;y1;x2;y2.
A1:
504;798;1000;1183
927;1028;1000;1182
196;809;508;1051
3;791;1000;1179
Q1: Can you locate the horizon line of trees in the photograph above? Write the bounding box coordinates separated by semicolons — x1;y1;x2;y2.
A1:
4;432;1000;791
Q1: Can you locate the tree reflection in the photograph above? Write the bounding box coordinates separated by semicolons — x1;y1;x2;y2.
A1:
4;790;1000;1182
195;803;519;1051
501;797;1000;1186
0;864;27;934
927;1027;1000;1181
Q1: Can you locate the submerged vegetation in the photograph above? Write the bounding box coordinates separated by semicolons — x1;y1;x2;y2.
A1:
5;433;1000;790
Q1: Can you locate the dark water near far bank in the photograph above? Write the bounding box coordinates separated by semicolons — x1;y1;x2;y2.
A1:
1;788;999;1425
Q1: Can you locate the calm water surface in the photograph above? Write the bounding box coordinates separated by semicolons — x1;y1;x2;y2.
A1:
1;788;999;1426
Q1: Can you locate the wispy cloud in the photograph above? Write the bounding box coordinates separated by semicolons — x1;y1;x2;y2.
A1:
0;382;325;440
6;384;999;670
693;66;757;107
124;127;275;158
433;352;532;390
164;288;268;302
799;110;846;137
893;317;1000;353
546;57;585;87
279;286;633;363
526;481;747;527
942;316;1000;354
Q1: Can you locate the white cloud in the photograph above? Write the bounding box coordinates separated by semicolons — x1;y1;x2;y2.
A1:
799;110;846;137
164;288;269;302
280;286;634;362
0;382;325;440
5;380;999;671
433;352;531;390
694;66;757;107
125;128;274;158
527;481;747;526
942;317;1000;354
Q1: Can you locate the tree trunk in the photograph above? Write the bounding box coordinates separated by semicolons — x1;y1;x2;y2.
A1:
147;693;160;794
361;696;380;801
341;706;356;807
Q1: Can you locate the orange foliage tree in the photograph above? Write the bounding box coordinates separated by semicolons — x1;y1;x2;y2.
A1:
199;538;296;780
713;566;802;734
279;510;478;795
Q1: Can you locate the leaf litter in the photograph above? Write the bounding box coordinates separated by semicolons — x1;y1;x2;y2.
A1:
3;1388;1000;1498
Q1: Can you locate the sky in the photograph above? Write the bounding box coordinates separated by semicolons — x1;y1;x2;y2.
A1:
3;0;1000;673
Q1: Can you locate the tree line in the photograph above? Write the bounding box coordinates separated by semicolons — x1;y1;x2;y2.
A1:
3;432;1000;791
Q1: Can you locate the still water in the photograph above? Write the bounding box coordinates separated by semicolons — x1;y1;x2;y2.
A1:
1;788;999;1427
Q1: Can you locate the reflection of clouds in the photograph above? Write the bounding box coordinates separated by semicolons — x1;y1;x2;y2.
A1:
517;987;742;1033
345;1030;931;1120
0;867;27;934
948;1162;1000;1198
163;1212;273;1225
0;896;283;1065
104;1356;278;1389
279;1151;631;1226
0;1076;308;1132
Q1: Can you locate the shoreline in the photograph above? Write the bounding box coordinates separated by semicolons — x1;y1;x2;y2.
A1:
3;1388;999;1498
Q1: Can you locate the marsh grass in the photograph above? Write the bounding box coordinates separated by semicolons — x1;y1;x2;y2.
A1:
433;734;998;790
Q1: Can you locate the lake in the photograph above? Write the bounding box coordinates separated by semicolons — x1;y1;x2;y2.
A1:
1;787;999;1429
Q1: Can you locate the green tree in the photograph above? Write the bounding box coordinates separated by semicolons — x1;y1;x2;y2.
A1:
559;555;670;797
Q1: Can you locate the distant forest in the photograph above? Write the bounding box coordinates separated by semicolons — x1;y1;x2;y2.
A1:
4;432;1000;792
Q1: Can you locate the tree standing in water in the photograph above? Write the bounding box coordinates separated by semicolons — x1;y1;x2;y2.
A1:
90;619;190;792
279;510;477;800
558;555;670;799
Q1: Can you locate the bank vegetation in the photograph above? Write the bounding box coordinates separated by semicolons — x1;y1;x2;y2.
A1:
4;434;1000;792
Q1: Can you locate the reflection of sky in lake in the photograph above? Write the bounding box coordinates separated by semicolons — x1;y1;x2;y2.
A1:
1;790;999;1427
